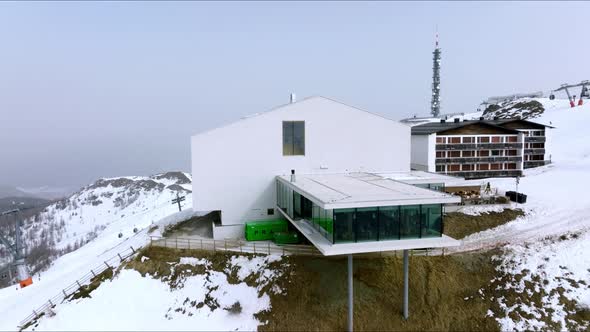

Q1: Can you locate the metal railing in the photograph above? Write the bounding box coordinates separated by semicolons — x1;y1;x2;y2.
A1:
17;246;137;330
149;236;323;256
445;170;522;179
149;236;458;258
435;156;521;164
435;142;522;151
524;136;546;143
524;148;546;154
524;160;551;168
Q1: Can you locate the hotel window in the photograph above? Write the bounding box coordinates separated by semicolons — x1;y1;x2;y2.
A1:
478;150;490;157
436;137;446;144
490;163;502;170
462;164;474;171
435;165;445;172
477;164;489;171
507;136;518;143
449;151;460;158
491;150;502;156
449;137;461;144
478;137;490;143
462;151;475;157
491;136;502;143
436;151;445;158
449;164;460;171
282;121;305;156
506;150;518;156
463;137;474;143
505;163;517;170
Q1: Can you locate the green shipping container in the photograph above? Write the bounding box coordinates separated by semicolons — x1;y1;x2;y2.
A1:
273;232;300;245
245;219;289;241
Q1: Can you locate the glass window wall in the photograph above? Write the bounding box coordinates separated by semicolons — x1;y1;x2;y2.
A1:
421;204;442;238
378;206;400;240
334;209;355;243
355;207;379;242
400;205;422;239
275;180;445;245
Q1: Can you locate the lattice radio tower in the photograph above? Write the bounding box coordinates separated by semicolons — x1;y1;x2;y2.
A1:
431;31;442;117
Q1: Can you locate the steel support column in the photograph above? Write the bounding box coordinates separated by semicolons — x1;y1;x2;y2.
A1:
348;254;353;332
403;249;409;320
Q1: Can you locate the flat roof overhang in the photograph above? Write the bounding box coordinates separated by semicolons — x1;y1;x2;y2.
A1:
275;172;462;256
276;172;462;210
277;207;461;256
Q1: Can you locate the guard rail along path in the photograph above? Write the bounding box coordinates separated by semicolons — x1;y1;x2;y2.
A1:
150;236;323;256
17;246;138;331
149;236;459;257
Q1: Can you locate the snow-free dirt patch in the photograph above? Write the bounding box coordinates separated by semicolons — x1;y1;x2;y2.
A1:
444;208;524;239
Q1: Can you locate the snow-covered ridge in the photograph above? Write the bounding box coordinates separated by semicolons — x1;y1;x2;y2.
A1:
0;171;192;275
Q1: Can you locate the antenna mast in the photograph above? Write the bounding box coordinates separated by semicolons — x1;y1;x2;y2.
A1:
431;29;442;117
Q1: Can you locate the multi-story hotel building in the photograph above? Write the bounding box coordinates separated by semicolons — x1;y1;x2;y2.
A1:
490;119;553;169
410;118;552;179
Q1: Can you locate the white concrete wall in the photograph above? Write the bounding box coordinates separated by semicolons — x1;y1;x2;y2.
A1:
212;223;244;240
545;127;553;163
410;134;435;172
191;96;410;239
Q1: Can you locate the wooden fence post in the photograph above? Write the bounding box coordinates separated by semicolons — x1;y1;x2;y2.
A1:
253;242;256;253
175;238;178;249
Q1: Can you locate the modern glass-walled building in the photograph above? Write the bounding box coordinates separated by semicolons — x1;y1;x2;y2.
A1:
276;172;461;255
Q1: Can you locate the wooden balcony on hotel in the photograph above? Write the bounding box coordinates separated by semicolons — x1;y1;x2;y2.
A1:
524;148;545;154
524;136;546;143
435;143;523;151
435;156;522;164
444;170;523;179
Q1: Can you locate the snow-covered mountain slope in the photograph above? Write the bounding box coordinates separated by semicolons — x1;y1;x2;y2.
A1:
465;97;586;121
0;172;192;274
0;189;196;331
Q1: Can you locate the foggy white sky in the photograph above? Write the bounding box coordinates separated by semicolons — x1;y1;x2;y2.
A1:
1;1;588;188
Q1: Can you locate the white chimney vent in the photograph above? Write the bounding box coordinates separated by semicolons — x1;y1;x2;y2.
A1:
290;93;296;103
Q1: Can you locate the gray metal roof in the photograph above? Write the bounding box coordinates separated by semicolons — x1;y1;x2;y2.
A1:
411;119;552;135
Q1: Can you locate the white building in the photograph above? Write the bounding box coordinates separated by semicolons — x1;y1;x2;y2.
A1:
191;96;412;239
191;95;468;324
